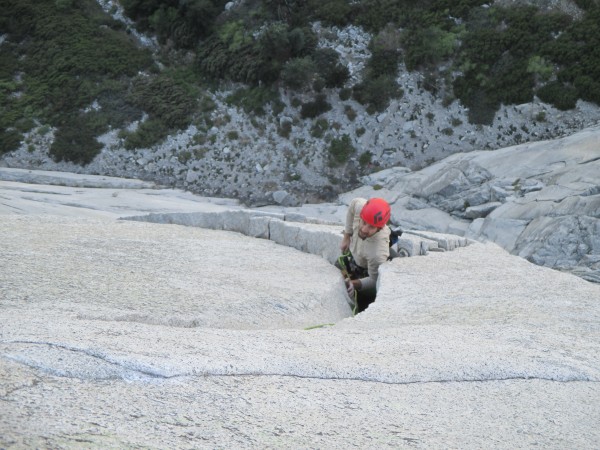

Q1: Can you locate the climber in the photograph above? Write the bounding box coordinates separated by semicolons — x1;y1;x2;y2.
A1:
336;197;391;313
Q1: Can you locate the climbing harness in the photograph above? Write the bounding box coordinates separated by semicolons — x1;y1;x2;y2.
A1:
337;251;368;315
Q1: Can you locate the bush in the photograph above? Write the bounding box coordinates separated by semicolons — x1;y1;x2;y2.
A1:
50;115;103;165
328;134;355;166
573;0;600;10
344;105;357;121
313;48;350;88
367;47;400;77
122;0;219;48
575;75;600;105
311;118;328;138
310;0;353;26
128;74;197;129
353;75;402;112
300;94;331;119
359;151;372;166
354;0;405;32
225;86;279;116
0;0;154;165
281;57;317;90
278;121;292;138
0;129;22;155
537;81;578;110
339;88;352;101
402;25;457;71
366;27;400;78
122;118;170;150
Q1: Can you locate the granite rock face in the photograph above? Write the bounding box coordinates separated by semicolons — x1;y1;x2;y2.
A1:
1;209;599;448
354;125;600;282
1;170;600;448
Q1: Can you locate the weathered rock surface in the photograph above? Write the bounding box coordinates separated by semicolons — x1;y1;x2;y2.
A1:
1;172;600;448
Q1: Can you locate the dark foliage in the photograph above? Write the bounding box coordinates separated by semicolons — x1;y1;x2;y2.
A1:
0;0;154;163
128;75;198;129
121;118;170;150
225;86;280;116
313;48;350;88
453;5;580;123
49;114;103;165
3;0;600;164
353;75;402;112
537;81;579;110
328;134;355;166
0;129;22;155
121;0;226;48
300;94;332;119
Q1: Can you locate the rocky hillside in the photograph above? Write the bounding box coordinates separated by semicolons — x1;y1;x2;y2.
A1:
1;0;599;206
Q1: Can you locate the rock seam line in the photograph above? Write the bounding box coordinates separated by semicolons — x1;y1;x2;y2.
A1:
2;340;598;385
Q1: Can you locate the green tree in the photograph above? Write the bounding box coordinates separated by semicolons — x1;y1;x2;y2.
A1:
281;57;317;90
328;134;355;166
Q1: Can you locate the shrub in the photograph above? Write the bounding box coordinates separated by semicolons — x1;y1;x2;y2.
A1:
367;47;400;77
311;118;328;138
311;0;353;26
353;75;402;112
402;25;457;71
328;134;355;166
128;74;197;129
573;0;600;10
271;98;285;116
50;115;103;165
0;0;154;165
313;48;350;88
178;150;192;164
123;0;219;49
122;118;170;150
225;86;280;116
537;81;578;110
278;121;292;138
339;88;352;101
359;151;372;166
312;77;326;93
575;75;600;105
281;57;317;90
0;129;22;155
344;105;357;121
300;94;331;119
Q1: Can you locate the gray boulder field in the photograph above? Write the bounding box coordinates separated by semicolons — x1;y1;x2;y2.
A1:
1;168;599;448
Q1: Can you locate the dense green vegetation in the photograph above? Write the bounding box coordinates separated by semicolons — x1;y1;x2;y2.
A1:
1;0;151;160
1;0;599;164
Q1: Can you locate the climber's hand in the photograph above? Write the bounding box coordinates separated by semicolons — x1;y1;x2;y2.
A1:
345;278;355;297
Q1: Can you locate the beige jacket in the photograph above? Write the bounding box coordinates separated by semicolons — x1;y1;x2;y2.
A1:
344;198;390;290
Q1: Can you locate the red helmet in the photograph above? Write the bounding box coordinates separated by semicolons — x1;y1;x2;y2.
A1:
360;198;391;228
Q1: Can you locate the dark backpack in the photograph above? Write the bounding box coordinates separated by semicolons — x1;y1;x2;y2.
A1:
389;227;402;247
